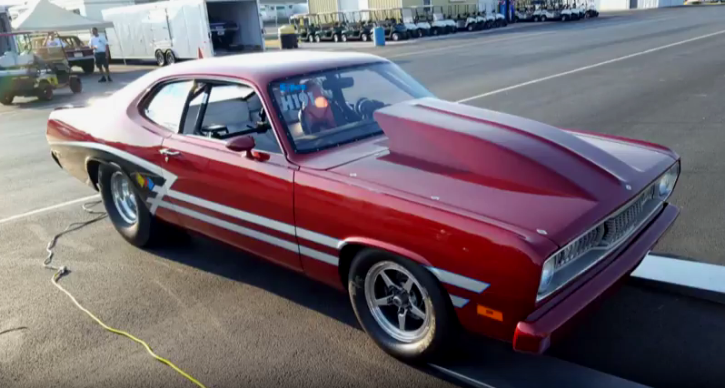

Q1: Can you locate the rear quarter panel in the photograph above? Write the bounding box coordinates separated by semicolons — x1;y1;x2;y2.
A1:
294;169;559;342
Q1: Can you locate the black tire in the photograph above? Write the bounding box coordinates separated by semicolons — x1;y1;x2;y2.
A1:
418;29;424;38
348;249;456;362
165;50;176;65
69;77;82;94
0;93;13;105
314;35;321;43
432;28;439;36
333;34;340;43
98;164;160;247
37;82;53;101
361;33;369;42
82;62;95;74
308;34;314;43
392;32;400;41
341;34;347;42
155;50;166;66
467;24;474;31
562;15;569;22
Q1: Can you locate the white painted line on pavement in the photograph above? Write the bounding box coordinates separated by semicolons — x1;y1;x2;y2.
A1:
633;254;725;295
456;28;725;103
386;31;555;59
0;194;101;225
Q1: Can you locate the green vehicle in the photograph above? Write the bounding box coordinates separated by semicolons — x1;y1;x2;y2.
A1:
313;12;347;42
370;9;410;41
0;31;81;105
342;11;374;42
290;13;320;43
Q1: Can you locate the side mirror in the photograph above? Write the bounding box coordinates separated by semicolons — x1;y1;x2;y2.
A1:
226;136;255;153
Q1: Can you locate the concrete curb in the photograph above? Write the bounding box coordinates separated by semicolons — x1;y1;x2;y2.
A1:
631;253;725;305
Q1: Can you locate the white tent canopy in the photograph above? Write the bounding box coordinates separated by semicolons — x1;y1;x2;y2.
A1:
11;0;111;32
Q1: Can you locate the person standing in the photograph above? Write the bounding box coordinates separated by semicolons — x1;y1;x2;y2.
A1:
89;27;112;83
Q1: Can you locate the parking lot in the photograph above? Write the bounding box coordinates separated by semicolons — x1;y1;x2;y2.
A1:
2;6;725;388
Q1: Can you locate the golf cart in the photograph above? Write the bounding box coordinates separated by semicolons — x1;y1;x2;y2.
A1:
450;4;480;32
343;11;373;41
560;1;579;21
313;12;348;42
515;1;536;22
385;8;421;39
409;6;448;36
370;9;410;41
290;13;319;43
585;1;599;17
430;6;458;34
533;1;562;21
401;8;430;37
0;31;81;105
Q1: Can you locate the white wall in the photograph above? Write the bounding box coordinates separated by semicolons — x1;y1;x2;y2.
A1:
339;0;357;11
597;0;629;10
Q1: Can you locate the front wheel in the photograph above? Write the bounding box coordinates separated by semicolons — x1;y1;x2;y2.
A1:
37;82;53;101
314;35;321;43
0;93;13;105
348;249;456;362
361;33;369;42
392;32;400;41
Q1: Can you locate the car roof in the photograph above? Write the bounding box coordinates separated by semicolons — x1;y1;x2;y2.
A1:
165;50;390;86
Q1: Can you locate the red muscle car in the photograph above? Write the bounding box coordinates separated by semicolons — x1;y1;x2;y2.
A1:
46;51;680;361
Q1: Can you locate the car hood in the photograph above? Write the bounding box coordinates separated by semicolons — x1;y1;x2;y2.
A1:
326;98;677;246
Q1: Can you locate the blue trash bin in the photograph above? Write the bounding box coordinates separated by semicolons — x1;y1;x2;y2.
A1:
373;26;385;47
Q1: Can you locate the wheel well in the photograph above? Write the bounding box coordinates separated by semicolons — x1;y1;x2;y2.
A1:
86;159;102;190
338;243;365;289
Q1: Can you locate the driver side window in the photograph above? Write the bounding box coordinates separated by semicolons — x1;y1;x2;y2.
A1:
183;81;281;153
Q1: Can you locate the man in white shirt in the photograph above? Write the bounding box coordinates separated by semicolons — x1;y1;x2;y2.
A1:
89;27;112;83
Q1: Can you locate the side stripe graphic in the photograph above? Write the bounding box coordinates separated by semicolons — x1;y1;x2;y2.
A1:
52;141;491;292
449;295;470;308
427;267;490;293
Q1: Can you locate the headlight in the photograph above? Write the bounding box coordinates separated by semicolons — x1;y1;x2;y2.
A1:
538;257;556;294
656;162;680;200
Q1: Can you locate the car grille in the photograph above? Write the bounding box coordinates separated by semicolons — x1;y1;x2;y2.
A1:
552;184;660;271
601;185;656;245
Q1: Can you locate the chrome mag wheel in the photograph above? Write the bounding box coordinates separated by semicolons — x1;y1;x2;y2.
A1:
364;261;433;343
110;171;138;225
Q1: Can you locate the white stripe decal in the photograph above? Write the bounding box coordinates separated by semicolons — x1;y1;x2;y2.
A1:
300;246;339;266
296;228;340;249
158;201;339;266
427;267;489;294
167;189;297;235
449;295;469;308
159;202;300;252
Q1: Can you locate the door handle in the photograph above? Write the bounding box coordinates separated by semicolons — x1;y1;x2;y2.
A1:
159;148;180;162
159;149;180;156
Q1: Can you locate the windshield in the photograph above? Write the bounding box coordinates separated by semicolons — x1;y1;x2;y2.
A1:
269;62;433;154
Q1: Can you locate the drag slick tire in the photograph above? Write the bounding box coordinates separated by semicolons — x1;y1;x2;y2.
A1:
348;249;455;362
97;164;188;248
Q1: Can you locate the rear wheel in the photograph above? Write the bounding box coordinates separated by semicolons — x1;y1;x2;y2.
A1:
308;34;314;43
349;249;456;362
81;62;95;74
314;35;321;43
541;16;547;22
37;82;53;101
467;24;474;31
0;93;13;105
361;33;369;42
165;50;176;65
155;50;166;66
392;32;400;41
341;34;348;42
69;77;82;94
333;34;340;43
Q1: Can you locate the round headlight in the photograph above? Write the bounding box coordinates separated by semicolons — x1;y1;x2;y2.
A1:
538;257;556;294
656;163;680;199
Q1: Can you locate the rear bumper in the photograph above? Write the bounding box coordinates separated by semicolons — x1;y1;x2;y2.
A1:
512;203;680;354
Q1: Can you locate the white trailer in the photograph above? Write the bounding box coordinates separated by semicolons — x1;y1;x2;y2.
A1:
102;0;264;66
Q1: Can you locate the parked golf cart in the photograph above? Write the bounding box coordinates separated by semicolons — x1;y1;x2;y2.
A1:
450;4;479;31
290;13;319;43
409;6;448;36
515;3;537;22
370;9;410;41
0;31;81;105
402;8;431;37
313;12;348;42
560;1;579;21
585;1;599;17
430;6;458;33
385;8;421;38
533;1;562;21
343;11;373;41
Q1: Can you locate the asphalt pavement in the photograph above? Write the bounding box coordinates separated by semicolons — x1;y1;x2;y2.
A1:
2;7;725;388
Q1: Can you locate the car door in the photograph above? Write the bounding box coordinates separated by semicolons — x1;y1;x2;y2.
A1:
157;78;302;271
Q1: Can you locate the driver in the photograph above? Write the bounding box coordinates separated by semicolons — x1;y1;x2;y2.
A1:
299;79;338;134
